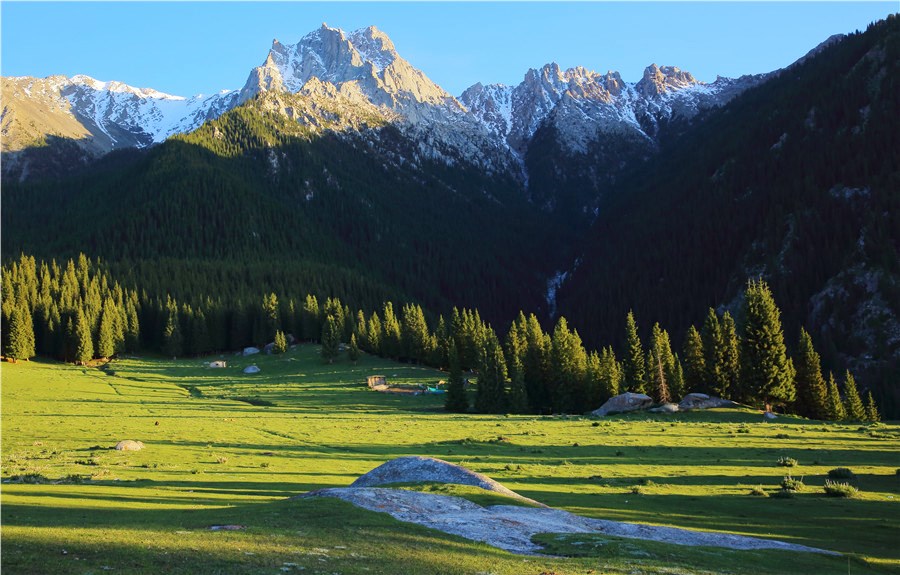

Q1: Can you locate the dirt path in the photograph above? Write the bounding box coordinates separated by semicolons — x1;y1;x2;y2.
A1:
304;487;839;556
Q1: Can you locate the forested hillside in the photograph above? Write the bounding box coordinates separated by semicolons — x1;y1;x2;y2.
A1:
557;16;900;414
2;92;556;324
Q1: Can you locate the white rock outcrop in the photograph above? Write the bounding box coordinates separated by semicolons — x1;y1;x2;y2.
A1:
591;392;653;416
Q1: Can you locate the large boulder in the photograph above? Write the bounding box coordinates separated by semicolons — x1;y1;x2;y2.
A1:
243;365;260;374
242;347;260;356
678;393;737;411
351;456;544;506
591;392;653;416
115;440;144;451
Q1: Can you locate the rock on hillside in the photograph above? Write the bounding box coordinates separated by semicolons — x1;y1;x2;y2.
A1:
351;456;544;506
591;392;653;416
310;487;837;555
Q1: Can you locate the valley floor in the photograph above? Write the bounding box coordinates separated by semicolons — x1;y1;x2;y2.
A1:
1;346;898;574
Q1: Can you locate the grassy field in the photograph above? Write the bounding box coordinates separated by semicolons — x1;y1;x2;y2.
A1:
2;345;899;574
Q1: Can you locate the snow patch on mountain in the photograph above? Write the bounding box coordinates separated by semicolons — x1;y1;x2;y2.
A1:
461;62;762;155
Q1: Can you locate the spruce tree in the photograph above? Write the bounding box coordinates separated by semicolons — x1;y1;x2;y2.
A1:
597;346;621;403
444;341;468;412
302;295;320;341
506;325;529;414
274;330;288;354
366;312;382;354
434;315;450;368
623;310;646;393
475;329;507;414
354;310;368;350
401;303;430;363
842;371;866;421
671;356;685;401
5;303;35;362
824;372;846;421
74;308;94;364
262;293;280;341
124;298;140;352
682;325;705;394
701;308;725;396
739;280;796;411
347;333;359;363
864;392;880;423
320;314;341;364
381;302;402;359
96;298;117;358
162;303;183;359
794;328;828;419
648;323;676;404
584;350;602;408
523;313;551;413
550;317;588;413
720;311;740;399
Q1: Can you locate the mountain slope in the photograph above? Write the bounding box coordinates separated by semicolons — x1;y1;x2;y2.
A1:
556;15;900;414
2;89;554;322
1;75;238;180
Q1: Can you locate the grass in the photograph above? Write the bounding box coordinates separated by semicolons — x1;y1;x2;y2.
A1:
2;346;899;574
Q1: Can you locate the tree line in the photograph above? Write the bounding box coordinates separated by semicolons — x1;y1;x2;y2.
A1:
1;254;880;422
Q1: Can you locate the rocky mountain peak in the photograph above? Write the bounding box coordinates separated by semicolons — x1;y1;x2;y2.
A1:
239;24;458;115
348;25;398;72
636;64;699;97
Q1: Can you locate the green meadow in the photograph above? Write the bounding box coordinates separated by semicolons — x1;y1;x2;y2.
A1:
2;345;898;574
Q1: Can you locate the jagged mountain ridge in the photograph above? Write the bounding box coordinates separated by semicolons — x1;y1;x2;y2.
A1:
1;75;238;156
2;23;761;183
460;62;761;156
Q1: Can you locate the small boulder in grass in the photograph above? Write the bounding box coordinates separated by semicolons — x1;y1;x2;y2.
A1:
115;440;144;451
209;524;245;531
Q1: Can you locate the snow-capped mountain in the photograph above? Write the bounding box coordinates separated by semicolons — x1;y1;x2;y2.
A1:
1;23;766;181
238;24;517;172
460;62;762;156
2;75;238;155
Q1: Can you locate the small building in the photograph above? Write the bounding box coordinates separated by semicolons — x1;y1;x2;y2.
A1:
367;375;386;388
209;360;227;368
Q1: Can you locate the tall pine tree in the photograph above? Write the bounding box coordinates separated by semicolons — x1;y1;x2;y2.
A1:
162;301;183;359
623;310;646;393
842;371;866;421
824;372;846;421
682;325;705;394
648;323;678;404
739;280;795;411
4;302;35;362
321;314;341;364
505;322;529;414
720;311;740;399
444;341;468;413
475;329;507;414
864;392;880;423
96;297;117;359
794;328;828;419
74;308;94;364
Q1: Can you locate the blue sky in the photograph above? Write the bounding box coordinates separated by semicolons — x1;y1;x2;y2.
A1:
2;2;896;97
